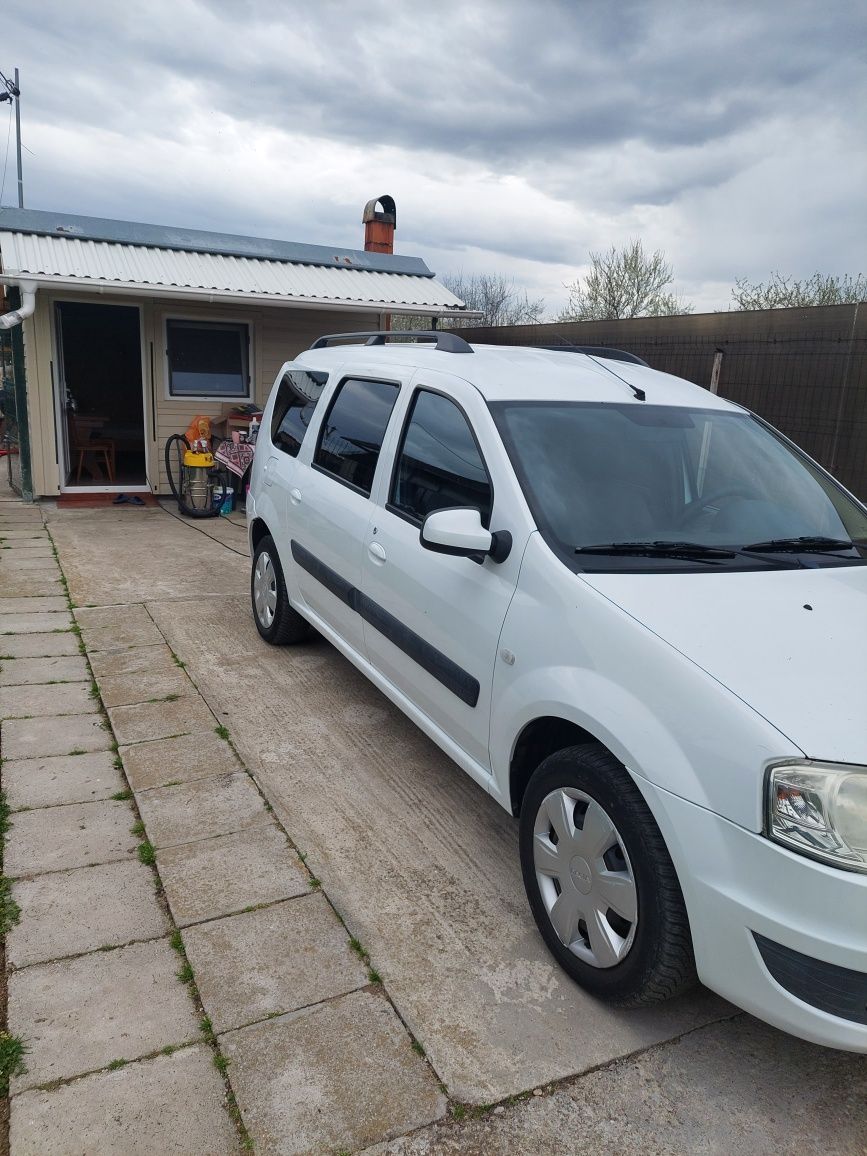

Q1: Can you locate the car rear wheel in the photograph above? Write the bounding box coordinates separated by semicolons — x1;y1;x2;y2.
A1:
519;743;696;1006
251;535;311;645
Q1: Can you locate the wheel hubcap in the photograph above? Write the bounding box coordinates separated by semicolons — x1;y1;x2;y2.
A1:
533;787;637;968
253;551;278;628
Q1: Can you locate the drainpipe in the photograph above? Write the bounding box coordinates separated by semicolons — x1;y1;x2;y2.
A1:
0;280;37;329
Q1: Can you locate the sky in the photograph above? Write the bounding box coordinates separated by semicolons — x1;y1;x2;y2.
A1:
1;0;864;315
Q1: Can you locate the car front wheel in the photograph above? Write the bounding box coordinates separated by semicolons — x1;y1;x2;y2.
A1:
251;535;311;645
519;743;696;1006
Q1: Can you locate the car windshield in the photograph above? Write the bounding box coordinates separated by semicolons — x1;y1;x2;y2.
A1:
491;402;867;572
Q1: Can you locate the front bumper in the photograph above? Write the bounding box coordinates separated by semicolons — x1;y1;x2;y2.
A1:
637;778;867;1052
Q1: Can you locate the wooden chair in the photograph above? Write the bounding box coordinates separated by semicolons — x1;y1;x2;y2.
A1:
69;414;116;484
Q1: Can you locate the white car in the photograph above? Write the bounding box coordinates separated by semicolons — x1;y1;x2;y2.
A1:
247;331;867;1051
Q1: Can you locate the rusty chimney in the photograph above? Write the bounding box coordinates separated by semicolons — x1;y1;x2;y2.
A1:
363;195;396;254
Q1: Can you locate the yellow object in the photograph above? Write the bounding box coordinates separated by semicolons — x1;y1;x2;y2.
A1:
183;450;214;468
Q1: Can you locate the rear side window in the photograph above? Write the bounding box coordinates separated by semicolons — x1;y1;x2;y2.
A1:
390;389;492;525
270;369;327;457
314;377;399;495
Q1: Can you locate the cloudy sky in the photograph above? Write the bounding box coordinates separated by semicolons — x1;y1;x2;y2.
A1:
2;0;864;314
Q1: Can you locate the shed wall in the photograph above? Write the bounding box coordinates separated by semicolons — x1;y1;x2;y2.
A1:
22;291;378;496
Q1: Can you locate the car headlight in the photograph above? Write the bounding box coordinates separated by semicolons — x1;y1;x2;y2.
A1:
767;761;867;873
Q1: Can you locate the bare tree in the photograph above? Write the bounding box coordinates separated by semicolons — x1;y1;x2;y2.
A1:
559;240;692;320
731;272;866;310
393;271;545;330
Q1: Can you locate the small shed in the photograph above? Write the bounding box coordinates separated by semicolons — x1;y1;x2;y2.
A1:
0;202;468;498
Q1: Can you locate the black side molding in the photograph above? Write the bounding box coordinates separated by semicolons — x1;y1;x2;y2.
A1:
290;540;481;708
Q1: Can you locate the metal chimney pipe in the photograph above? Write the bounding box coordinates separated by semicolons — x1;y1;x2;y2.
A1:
363;195;396;254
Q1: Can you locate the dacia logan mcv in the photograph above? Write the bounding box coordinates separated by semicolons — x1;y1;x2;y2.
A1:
247;331;867;1051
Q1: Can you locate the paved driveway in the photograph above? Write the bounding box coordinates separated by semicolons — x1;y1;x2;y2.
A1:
46;503;867;1152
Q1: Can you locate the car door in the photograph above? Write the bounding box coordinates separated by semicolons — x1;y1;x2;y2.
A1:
257;364;328;561
360;373;530;773
288;373;401;655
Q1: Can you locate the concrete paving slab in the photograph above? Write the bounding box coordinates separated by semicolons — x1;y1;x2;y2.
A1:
108;694;216;744
365;1017;867;1156
0;528;49;540
183;893;367;1032
0;654;89;686
4;800;137;877
0;513;44;526
135;772;271;848
97;663;197;709
152;598;733;1103
7;859;170;967
0;681;98;719
88;642;173;680
222;988;447;1155
0;576;65;599
121;729;243;792
10;1043;237;1156
0;611;71;634
3;751;124;810
0;712;112;760
0;544;54;558
48;506;248;605
158;824;308;926
0;596;68;614
74;603;165;651
8;938;201;1090
0;631;81;658
0;554;59;572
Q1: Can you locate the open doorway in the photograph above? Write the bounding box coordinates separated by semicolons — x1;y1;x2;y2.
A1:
55;301;147;489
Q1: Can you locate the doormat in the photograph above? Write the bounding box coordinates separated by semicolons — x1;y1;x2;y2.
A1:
57;493;160;509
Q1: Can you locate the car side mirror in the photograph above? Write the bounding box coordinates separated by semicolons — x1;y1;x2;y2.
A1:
419;508;512;563
420;507;493;557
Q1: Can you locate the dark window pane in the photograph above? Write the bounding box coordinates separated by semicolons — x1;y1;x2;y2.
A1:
167;320;248;397
271;369;328;457
314;377;399;495
391;391;492;525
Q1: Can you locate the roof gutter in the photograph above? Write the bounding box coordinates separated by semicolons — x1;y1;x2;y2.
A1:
0;279;37;329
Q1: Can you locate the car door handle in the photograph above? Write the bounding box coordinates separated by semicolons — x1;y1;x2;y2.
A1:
289;488;302;505
368;541;387;564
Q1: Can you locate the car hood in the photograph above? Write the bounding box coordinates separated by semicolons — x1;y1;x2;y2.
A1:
583;564;867;764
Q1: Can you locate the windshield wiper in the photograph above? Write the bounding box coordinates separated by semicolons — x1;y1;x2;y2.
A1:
575;540;736;562
741;535;860;554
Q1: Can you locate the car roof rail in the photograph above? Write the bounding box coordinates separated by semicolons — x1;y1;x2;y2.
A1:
309;330;474;354
540;343;649;367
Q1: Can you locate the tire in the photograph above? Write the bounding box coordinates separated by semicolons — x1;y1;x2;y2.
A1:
519;743;696;1006
251;535;311;645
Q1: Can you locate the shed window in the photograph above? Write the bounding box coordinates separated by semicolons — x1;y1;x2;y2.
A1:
166;320;250;398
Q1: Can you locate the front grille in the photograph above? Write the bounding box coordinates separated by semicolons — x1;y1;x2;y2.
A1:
754;933;867;1026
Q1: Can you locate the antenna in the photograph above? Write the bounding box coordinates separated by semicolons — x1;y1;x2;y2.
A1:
0;66;23;207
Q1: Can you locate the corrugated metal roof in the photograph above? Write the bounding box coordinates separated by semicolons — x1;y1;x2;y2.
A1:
0;231;466;311
0;207;432;275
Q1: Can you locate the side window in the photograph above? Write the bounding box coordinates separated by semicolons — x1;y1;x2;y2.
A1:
270;369;328;457
390;390;492;526
313;377;399;496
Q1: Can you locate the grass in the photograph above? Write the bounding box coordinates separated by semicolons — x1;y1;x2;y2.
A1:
214;724;230;742
0;1033;27;1094
130;820;145;838
177;961;194;985
111;789;132;802
367;967;382;985
107;1058;127;1071
68;748;86;756
137;841;156;866
411;1039;425;1056
0;877;22;937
